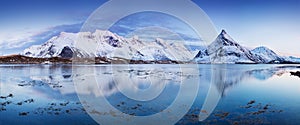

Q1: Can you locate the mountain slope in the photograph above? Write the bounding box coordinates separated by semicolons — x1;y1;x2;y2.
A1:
22;30;194;61
282;56;300;64
251;46;284;63
207;30;257;63
20;29;300;64
194;30;293;64
195;30;259;63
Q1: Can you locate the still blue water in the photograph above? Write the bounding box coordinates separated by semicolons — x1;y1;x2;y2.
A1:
0;64;300;125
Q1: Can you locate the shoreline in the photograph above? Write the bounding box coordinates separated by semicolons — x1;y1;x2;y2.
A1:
1;55;300;65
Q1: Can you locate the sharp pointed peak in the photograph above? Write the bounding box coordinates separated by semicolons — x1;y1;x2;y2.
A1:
213;29;238;45
221;29;227;35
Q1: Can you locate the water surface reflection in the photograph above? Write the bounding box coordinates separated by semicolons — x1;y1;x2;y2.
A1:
0;64;300;124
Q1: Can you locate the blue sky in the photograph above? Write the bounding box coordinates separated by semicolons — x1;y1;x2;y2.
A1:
0;0;299;56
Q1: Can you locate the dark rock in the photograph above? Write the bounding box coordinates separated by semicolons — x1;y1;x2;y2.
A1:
247;100;256;105
245;105;252;109
24;99;34;103
291;71;300;78
59;46;74;59
131;106;138;110
0;96;6;99
59;101;69;106
252;110;265;115
19;112;29;116
214;112;230;119
0;107;6;111
1;101;8;106
16;102;23;105
8;94;13;98
263;104;270;110
0;55;72;64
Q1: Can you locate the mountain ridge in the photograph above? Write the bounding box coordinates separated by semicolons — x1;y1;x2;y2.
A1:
0;30;299;64
21;30;194;62
194;30;299;64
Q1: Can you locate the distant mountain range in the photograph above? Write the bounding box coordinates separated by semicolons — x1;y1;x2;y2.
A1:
0;30;299;64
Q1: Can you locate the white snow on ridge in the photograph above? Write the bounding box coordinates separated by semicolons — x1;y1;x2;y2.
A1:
22;30;194;61
283;56;300;63
250;46;283;63
196;30;256;63
194;30;299;64
21;29;300;63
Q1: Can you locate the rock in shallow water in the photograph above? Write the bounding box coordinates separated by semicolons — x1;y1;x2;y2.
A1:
291;71;300;78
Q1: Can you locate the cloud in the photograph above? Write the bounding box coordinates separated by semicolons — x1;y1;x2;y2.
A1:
0;12;204;55
29;23;83;44
108;11;201;42
0;23;83;55
0;30;34;49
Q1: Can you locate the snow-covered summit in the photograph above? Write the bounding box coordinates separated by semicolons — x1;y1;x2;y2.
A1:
20;29;300;64
251;46;283;63
22;30;194;61
195;30;298;64
203;30;258;63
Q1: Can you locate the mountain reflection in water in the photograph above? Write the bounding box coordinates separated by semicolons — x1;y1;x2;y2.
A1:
0;64;300;124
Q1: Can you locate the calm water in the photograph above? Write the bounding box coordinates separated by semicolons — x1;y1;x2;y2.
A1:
1;64;300;125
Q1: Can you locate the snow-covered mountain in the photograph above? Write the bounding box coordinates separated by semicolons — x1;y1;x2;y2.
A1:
250;46;284;63
21;29;299;64
283;56;300;63
22;30;194;61
194;30;299;64
204;30;259;63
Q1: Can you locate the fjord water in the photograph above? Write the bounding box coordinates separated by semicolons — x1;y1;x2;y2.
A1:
1;64;300;125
